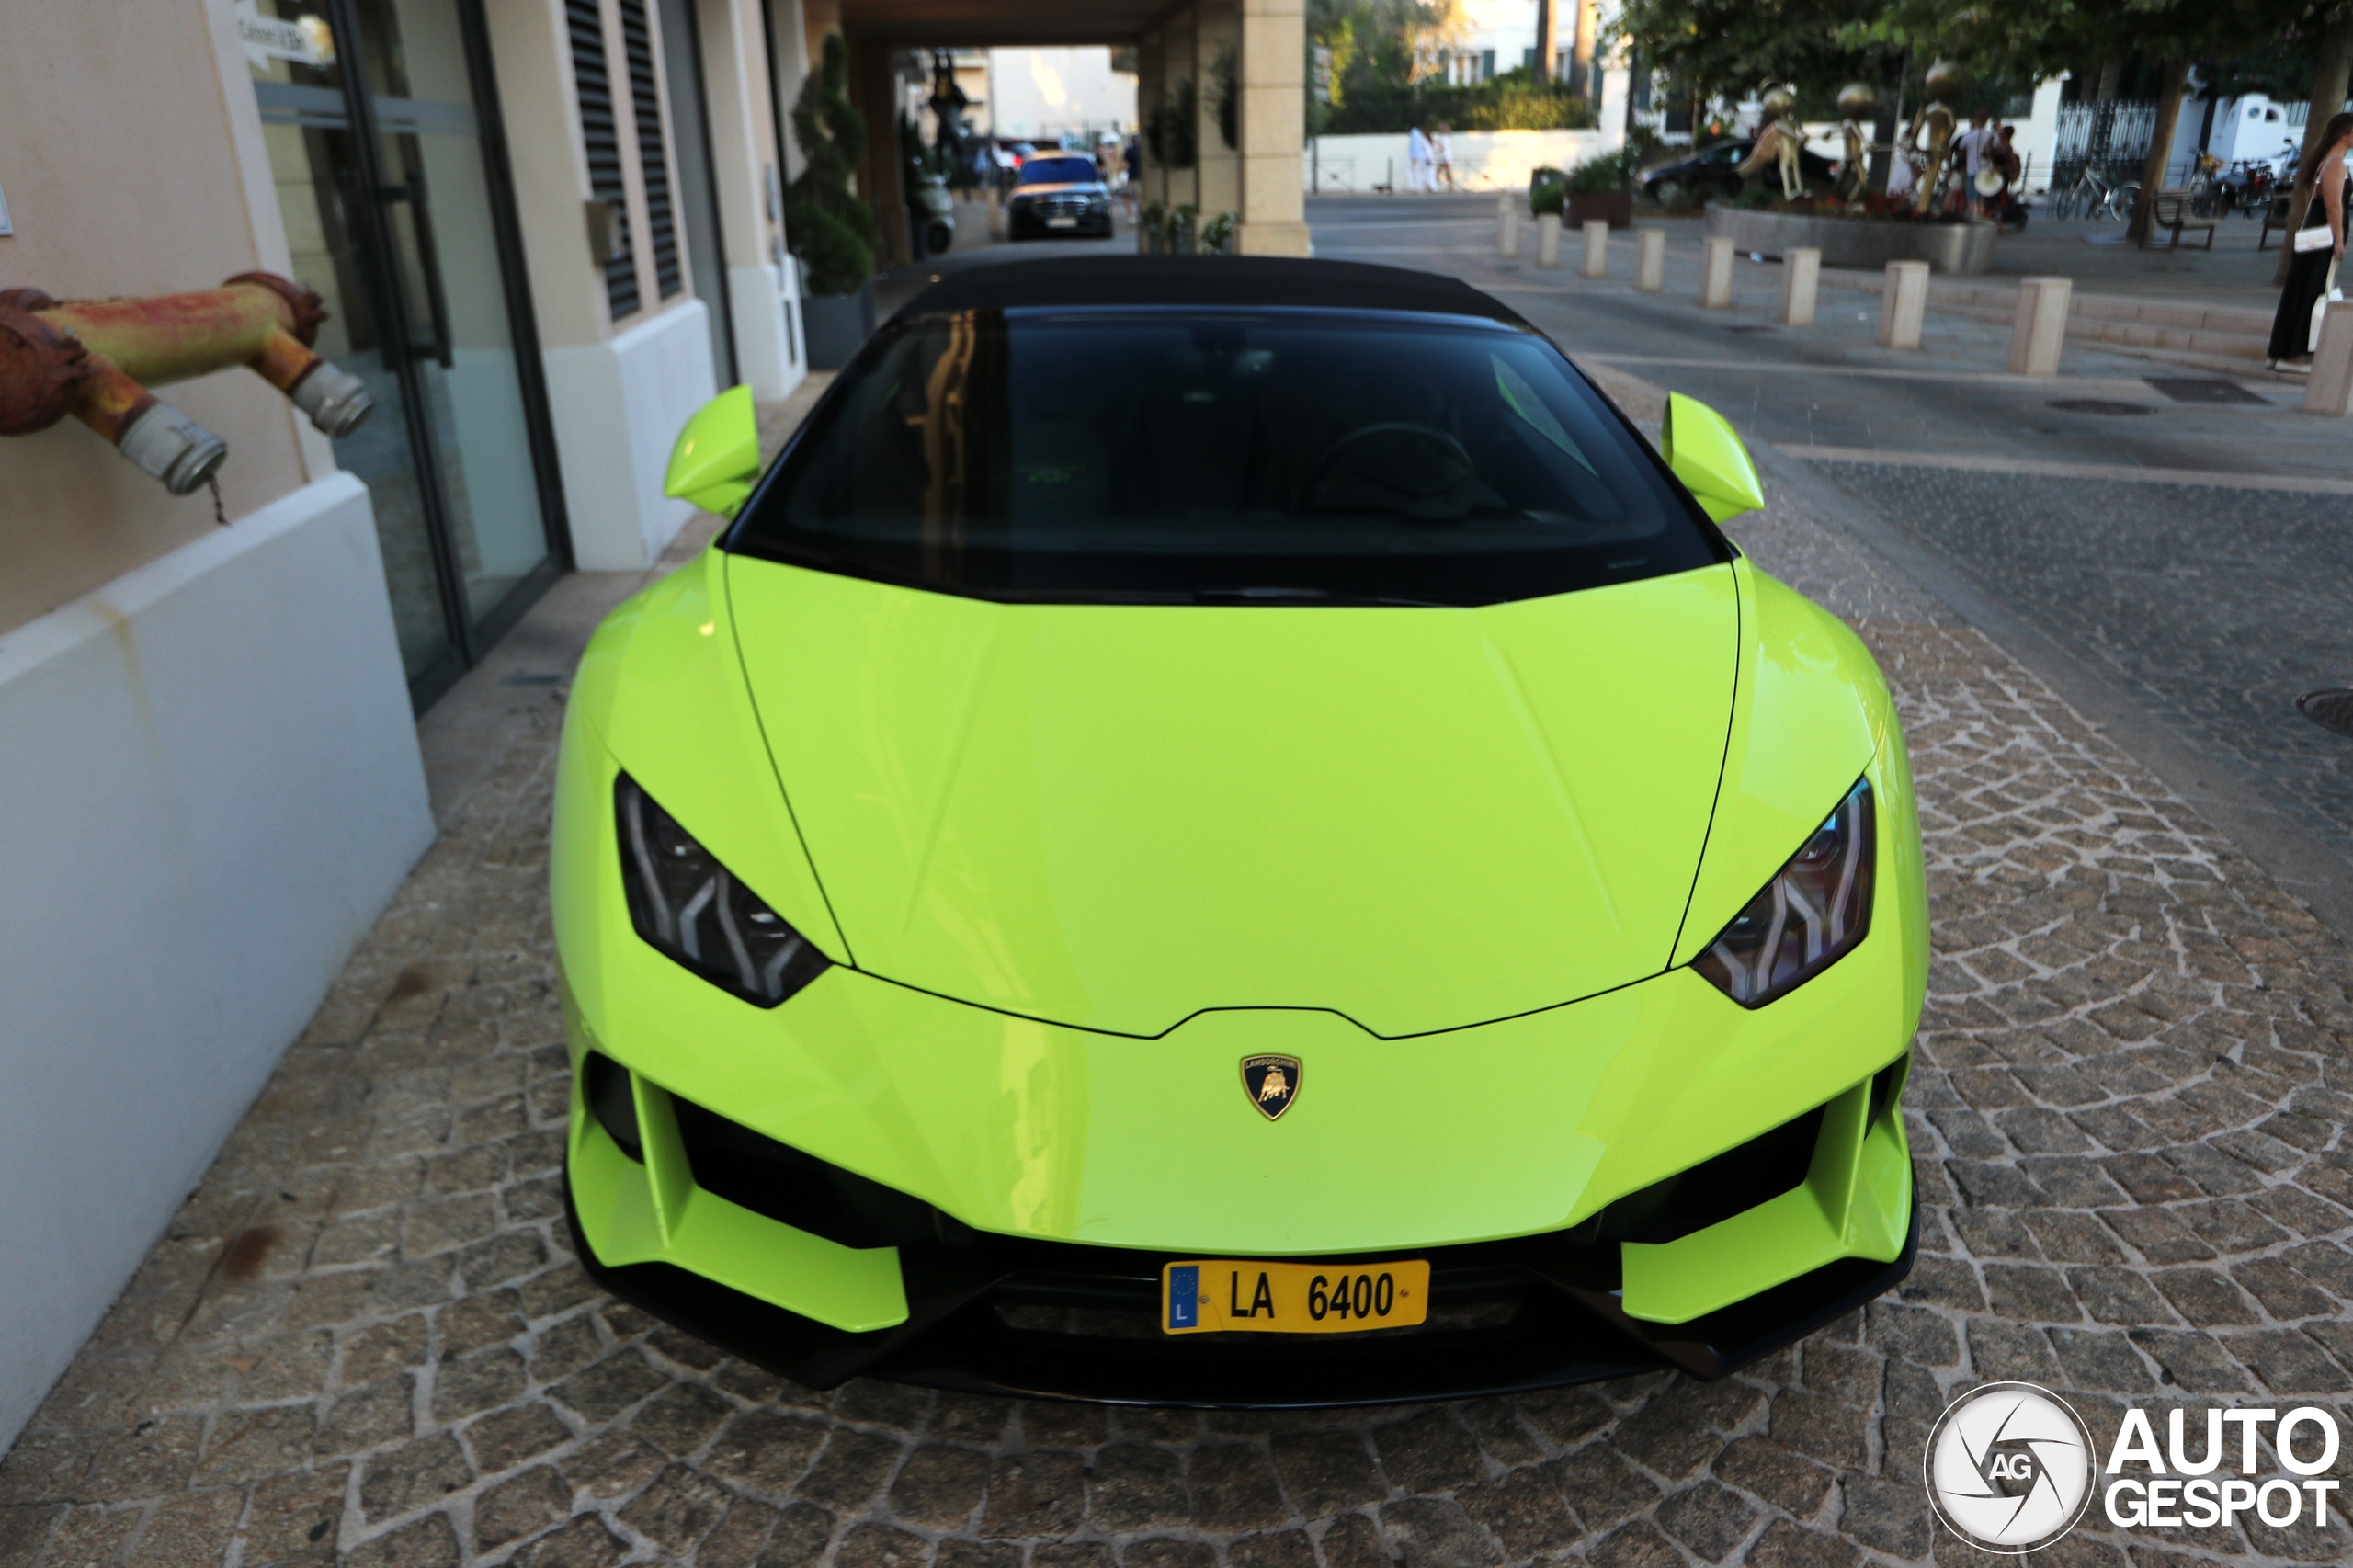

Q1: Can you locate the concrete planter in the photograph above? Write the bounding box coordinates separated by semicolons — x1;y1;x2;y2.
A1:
1703;203;1998;274
1566;190;1632;227
803;284;877;369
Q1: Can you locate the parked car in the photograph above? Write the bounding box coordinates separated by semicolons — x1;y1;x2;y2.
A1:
1642;139;1837;202
1004;153;1115;239
560;256;1927;1407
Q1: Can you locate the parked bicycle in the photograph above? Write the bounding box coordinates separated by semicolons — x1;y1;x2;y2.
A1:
2052;165;2140;222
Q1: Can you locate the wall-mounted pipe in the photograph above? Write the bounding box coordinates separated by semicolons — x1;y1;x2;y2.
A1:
0;273;372;499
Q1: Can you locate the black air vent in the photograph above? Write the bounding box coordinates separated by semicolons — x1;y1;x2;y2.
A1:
567;0;638;317
619;0;682;299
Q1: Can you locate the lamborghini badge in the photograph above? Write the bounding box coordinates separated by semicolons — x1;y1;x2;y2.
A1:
1241;1054;1302;1121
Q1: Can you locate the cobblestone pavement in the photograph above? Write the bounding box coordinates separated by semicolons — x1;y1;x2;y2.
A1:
1809;461;2353;871
8;467;2353;1564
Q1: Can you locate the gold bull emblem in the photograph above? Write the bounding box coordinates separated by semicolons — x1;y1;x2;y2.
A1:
1241;1054;1302;1120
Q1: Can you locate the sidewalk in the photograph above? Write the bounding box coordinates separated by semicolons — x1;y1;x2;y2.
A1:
6;318;2353;1564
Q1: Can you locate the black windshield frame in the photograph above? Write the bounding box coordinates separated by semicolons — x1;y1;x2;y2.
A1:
722;305;1733;607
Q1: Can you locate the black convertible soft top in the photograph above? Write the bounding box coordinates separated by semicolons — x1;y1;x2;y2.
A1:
893;256;1529;326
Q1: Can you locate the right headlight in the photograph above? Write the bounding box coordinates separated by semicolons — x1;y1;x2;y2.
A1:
1693;778;1873;1007
614;774;830;1007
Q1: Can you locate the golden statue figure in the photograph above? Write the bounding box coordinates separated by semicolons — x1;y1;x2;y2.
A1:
1902;61;1964;215
1735;84;1807;199
1836;83;1878;201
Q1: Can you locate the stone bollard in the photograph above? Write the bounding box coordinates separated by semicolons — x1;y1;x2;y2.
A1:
1582;219;1609;278
1778;247;1821;327
2007;276;2072;377
1699;236;1734;307
1536;212;1562;267
1636;227;1666;291
2306;300;2353;414
1878;259;1930;349
1498;194;1520;259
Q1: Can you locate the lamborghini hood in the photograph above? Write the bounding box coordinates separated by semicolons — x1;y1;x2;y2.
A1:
725;558;1740;1038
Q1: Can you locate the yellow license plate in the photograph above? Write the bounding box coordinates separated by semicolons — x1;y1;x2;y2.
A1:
1160;1259;1430;1335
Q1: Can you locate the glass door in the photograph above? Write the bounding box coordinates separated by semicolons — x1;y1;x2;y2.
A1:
248;0;569;709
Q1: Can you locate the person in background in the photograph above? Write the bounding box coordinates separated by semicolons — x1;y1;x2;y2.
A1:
1123;134;1142;222
1406;123;1434;192
1953;112;1995;216
1431;122;1456;191
2270;111;2353;369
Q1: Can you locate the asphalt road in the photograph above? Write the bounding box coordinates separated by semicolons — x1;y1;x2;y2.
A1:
1308;194;2353;949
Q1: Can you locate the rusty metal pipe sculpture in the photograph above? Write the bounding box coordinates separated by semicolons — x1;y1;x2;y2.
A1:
0;273;371;498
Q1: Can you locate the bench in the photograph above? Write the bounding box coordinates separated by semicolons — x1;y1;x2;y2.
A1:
2261;192;2296;250
2144;190;2217;250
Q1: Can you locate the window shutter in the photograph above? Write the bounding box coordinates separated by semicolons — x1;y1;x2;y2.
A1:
568;0;638;318
620;0;683;299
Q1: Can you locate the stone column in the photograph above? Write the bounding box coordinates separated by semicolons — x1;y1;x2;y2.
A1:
1235;0;1310;256
2008;276;2070;376
1879;259;1928;348
1195;0;1242;229
1636;226;1665;290
2306;300;2353;414
1536;212;1561;267
1778;247;1820;326
1699;236;1733;306
1581;218;1608;277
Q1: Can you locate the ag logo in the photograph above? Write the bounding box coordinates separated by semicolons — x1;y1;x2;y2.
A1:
1925;1382;2095;1553
1240;1055;1301;1121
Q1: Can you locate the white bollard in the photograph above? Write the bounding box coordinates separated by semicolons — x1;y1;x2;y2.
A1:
1636;227;1666;291
1777;247;1820;327
1498;194;1520;259
1582;219;1609;278
1878;259;1930;349
2007;276;2072;376
2306;300;2353;414
1536;212;1562;267
1699;236;1734;308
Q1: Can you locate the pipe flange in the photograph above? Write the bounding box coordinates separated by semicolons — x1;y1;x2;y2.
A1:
0;306;94;436
224;271;329;347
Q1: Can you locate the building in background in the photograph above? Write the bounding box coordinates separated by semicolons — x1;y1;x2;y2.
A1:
983;47;1137;143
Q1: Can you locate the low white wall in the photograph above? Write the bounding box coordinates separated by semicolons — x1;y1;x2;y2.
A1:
544;301;718;572
1307;129;1608;196
728;261;808;403
0;472;432;1448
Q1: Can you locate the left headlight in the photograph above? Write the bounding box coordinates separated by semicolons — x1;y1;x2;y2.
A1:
615;774;830;1007
1692;778;1873;1007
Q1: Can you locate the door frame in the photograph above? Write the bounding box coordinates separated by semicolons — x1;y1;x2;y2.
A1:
318;0;575;711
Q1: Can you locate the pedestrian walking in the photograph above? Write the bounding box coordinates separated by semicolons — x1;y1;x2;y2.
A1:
1431;123;1456;191
1954;112;1995;216
2269;111;2353;369
1406;124;1434;193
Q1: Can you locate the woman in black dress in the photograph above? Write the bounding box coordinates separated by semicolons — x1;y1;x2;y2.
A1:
2269;112;2353;369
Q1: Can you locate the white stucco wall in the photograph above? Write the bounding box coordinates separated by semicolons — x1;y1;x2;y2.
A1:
0;472;432;1448
1307;129;1608;194
543;301;719;572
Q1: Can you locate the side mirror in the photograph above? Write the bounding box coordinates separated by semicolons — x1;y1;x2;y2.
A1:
664;384;761;517
1662;392;1764;523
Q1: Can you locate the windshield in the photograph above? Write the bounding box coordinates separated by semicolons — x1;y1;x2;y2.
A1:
728;307;1723;606
1018;156;1098;185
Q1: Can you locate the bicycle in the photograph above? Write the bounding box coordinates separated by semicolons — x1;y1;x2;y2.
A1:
2052;165;2139;222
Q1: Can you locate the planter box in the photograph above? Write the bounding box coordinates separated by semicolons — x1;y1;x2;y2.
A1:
803;284;876;369
1703;203;1997;274
1565;190;1632;227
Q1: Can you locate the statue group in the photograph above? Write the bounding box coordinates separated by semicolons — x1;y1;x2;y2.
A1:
1735;62;1969;215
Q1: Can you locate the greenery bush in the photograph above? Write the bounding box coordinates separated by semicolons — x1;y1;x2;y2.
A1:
1322;73;1597;134
1529;172;1566;216
784;35;874;296
1146;79;1199;169
1200;211;1237;253
1565;148;1640;193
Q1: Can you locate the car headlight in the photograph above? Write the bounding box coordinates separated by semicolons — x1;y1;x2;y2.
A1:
1692;778;1873;1007
615;774;830;1006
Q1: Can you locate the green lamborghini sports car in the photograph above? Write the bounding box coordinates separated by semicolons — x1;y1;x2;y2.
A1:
553;256;1927;1406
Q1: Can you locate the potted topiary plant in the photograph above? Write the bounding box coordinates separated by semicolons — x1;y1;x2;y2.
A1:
786;34;878;368
1564;149;1638;228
